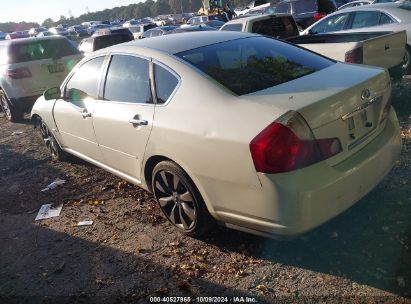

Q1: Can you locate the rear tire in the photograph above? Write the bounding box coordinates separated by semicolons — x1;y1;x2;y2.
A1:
38;118;69;161
402;46;411;76
152;161;215;237
0;91;24;122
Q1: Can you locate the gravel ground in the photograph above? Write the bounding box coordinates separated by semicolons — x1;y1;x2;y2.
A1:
0;80;410;304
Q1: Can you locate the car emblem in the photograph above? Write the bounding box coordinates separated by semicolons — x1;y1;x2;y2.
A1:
361;89;371;100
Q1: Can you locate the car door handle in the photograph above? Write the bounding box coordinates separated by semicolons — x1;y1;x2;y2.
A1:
129;118;148;126
82;111;92;118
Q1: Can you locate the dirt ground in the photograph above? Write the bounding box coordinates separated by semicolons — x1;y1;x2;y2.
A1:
0;80;410;304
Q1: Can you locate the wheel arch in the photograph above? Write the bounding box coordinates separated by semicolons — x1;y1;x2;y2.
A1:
143;154;217;216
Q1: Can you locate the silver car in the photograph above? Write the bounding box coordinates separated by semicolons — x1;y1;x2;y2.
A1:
31;32;401;238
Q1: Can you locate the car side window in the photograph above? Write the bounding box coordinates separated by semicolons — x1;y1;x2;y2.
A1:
351;11;381;29
154;64;179;104
104;55;151;104
379;13;395;25
65;56;105;103
310;13;349;34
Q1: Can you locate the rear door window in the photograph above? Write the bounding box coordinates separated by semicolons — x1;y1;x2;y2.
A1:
177;36;334;95
103;55;151;104
350;11;381;29
310;12;349;33
7;38;79;63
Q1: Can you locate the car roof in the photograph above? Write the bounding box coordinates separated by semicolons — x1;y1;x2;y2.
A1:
0;36;68;46
331;2;411;20
96;31;256;55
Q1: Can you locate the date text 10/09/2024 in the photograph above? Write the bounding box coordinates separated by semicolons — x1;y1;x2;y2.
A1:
149;296;258;303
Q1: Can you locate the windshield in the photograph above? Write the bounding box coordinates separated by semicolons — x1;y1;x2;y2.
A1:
177;36;334;95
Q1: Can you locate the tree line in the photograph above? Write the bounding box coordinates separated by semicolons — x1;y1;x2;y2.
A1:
0;0;251;32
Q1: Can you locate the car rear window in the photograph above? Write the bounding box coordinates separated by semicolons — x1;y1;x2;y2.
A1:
7;38;80;64
94;34;131;51
252;16;298;38
176;37;334;95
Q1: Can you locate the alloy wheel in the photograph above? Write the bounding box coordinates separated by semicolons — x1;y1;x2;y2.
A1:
0;94;12;121
40;121;58;159
402;48;410;72
154;170;197;231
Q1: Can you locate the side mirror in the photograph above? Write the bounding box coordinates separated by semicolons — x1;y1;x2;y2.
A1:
44;87;61;100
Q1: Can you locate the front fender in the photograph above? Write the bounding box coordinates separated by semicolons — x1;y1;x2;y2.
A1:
30;96;59;137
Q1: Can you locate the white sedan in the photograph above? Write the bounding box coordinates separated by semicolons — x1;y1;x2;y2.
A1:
301;2;411;73
31;32;401;238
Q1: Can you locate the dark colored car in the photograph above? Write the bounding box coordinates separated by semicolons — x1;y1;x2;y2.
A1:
93;27;133;41
275;0;337;29
87;24;111;35
140;26;178;39
78;33;132;55
69;25;89;38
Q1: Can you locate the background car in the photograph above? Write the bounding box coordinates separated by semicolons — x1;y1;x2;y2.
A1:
28;27;48;37
68;25;89;38
6;31;30;39
0;36;83;121
301;2;411;73
49;27;69;37
0;31;7;40
93;27;133;40
87;23;111;35
140;26;178;38
275;0;337;29
78;33;133;55
338;0;372;9
128;23;157;39
37;31;53;37
31;31;401;239
167;24;218;34
203;20;226;29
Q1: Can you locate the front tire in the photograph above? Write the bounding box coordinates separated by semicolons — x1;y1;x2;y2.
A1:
38;119;69;161
0;91;23;122
152;161;215;237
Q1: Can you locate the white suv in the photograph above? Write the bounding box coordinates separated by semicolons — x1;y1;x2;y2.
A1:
0;36;83;121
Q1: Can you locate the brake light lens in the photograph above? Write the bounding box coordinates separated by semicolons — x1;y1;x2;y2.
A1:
249;111;342;174
5;67;32;79
345;47;363;64
314;12;326;21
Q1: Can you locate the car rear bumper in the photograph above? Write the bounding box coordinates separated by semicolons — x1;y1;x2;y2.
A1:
213;109;401;237
10;95;40;112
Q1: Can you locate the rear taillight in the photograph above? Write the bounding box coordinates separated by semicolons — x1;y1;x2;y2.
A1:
249;111;342;174
5;67;32;79
380;96;392;123
345;47;363;64
313;12;326;21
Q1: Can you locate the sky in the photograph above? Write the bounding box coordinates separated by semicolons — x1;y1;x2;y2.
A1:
0;0;141;24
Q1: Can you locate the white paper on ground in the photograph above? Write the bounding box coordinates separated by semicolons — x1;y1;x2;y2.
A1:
77;221;93;226
35;204;63;221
